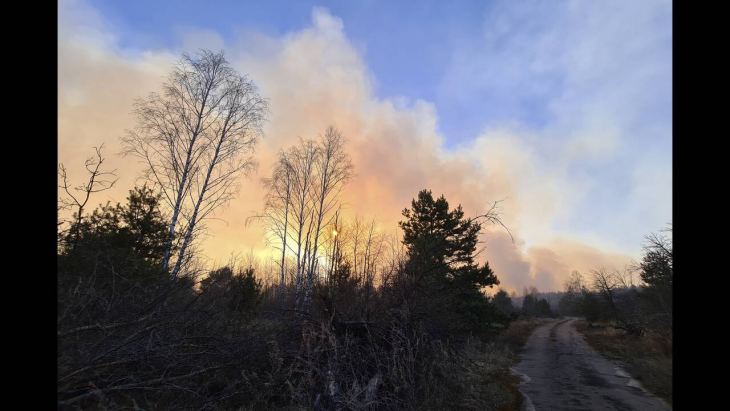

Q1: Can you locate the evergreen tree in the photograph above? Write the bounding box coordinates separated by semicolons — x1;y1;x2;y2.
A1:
59;185;172;285
399;189;500;338
521;293;537;317
639;230;672;327
536;298;553;317
493;289;515;317
201;266;262;317
120;185;170;264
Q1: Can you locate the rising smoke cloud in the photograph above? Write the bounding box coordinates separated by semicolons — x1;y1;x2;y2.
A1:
59;0;660;292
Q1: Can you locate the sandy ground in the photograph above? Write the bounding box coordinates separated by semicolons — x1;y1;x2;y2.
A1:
513;318;671;411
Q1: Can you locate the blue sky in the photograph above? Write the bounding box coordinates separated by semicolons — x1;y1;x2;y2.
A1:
60;0;671;290
85;0;563;145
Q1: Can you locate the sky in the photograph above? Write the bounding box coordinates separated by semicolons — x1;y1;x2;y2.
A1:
58;0;672;293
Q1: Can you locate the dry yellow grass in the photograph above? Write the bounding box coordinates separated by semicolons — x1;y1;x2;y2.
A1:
497;318;551;356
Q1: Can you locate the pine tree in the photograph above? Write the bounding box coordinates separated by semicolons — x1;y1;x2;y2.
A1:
399;189;500;338
639;230;673;325
493;289;515;317
59;185;172;285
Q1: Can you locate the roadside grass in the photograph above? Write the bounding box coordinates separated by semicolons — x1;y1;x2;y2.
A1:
441;341;524;411
497;317;551;355
575;320;672;404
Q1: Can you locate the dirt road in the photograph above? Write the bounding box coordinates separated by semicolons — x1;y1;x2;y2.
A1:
513;318;670;411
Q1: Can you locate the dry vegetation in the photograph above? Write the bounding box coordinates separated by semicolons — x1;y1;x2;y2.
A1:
496;318;549;355
56;167;528;409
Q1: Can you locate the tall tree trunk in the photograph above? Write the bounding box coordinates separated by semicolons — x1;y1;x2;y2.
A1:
161;86;211;273
170;127;224;279
279;181;291;300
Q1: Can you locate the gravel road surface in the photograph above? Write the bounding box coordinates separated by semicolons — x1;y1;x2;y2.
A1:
513;318;671;411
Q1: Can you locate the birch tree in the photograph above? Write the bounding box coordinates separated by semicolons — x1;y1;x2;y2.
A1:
257;127;352;311
259;151;295;292
302;127;353;309
123;50;268;279
288;139;319;302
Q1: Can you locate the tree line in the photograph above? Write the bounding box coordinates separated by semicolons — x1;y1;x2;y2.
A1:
556;229;673;335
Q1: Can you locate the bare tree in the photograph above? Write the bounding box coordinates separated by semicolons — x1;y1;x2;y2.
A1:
123;49;268;279
591;267;638;326
325;209;343;285
564;271;586;294
58;144;118;247
256;127;352;311
301;128;353;310
318;213;386;319
287;139;319;303
359;219;384;319
256;150;295;294
614;265;638;289
591;267;619;312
